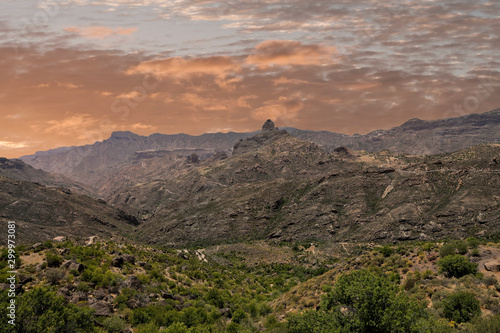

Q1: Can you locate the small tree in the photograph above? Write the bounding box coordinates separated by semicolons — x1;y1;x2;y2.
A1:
442;291;481;323
439;243;456;258
321;269;426;333
438;255;477;278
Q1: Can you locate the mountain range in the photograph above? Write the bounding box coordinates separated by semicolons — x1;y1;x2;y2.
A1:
1;109;499;245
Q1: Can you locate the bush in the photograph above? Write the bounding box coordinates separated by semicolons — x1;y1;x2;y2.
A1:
464;315;500;333
455;241;468;255
164;322;188;333
46;252;63;267
467;237;480;249
102;316;127;332
321;269;427;333
470;248;480;257
438;255;477;278
232;308;247;323
442;291;481;323
45;268;65;285
287;310;338;333
439;243;456;258
0;287;95;332
377;245;394;257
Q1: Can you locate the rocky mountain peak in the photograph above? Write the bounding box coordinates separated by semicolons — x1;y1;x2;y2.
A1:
262;119;277;132
109;131;142;140
232;119;289;155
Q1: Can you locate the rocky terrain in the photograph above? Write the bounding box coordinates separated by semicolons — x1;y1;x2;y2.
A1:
0;174;138;244
18;109;500;194
111;120;499;246
0;157;91;195
3;117;500;246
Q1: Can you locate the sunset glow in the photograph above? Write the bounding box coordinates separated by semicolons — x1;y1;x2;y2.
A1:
1;0;499;158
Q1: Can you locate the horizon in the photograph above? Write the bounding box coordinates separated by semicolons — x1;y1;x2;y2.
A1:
1;1;500;158
11;107;500;159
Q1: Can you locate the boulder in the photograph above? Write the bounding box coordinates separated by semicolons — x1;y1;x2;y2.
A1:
137;261;152;270
90;301;113;316
0;283;23;294
111;256;124;267
94;288;107;300
262;119;277;132
121;254;136;265
112;254;135;267
64;261;85;273
484;260;500;272
70;292;88;304
18;274;33;285
123;275;142;290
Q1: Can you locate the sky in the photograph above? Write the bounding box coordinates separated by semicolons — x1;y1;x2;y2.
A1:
0;0;499;158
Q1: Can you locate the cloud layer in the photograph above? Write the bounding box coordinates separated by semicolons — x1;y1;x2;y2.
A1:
0;0;499;158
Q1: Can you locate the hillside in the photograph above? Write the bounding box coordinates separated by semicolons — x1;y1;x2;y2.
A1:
0;157;92;195
0;175;138;244
123;121;500;246
1;237;498;332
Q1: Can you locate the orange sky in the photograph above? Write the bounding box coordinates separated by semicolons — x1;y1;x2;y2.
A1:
1;1;499;158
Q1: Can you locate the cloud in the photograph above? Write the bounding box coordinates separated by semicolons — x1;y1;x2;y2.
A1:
65;26;137;39
0;141;28;149
246;40;336;68
126;56;241;79
36;81;82;89
40;114;99;137
1;0;500;160
131;123;157;130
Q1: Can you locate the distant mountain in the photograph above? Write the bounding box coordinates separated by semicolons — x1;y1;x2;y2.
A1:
19;131;255;192
287;108;500;155
123;120;500;245
0;157;91;195
19;109;500;194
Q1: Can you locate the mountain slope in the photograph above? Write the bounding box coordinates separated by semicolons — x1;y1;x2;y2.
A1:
0;175;138;244
0;157;92;195
128;121;500;245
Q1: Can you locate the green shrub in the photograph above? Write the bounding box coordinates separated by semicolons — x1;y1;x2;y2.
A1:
439;243;456;258
470;248;480;257
438;255;477;278
467;237;480;249
45;268;65;285
422;270;434;280
287;310;338;333
464;315;500;333
320;269;427;333
205;288;225;308
0;287;95;332
77;282;90;292
422;243;435;252
136;322;161;333
232;308;247;323
102;316;126;332
164;322;188;333
442;291;481;323
455;241;468;255
46;252;63;267
377;245;394;257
